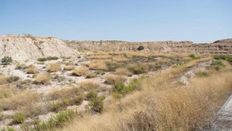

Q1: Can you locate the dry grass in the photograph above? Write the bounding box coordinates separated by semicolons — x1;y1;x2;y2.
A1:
25;65;38;74
79;81;100;92
47;63;61;72
105;74;126;85
61;59;232;131
87;60;108;70
114;68;132;76
0;91;40;111
72;66;88;76
0;85;17;99
34;71;51;84
63;65;75;71
0;74;8;85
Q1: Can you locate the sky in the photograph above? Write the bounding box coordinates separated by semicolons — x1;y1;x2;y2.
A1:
0;0;231;42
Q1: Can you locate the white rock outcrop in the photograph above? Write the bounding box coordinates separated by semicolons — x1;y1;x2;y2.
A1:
0;35;78;61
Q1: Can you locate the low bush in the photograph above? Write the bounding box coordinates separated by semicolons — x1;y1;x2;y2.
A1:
1;56;12;65
189;54;198;59
85;72;97;78
211;60;225;71
37;56;58;62
115;67;132;76
12;112;26;124
214;55;232;64
86;91;104;113
114;79;139;95
63;65;75;71
34;72;50;84
35;110;75;131
25;65;38;74
105;74;126;85
0;74;8;85
196;71;208;77
128;64;149;74
72;66;88;76
47;63;61;72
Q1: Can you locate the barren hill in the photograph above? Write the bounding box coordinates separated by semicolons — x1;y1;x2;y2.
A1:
66;39;232;54
0;35;78;60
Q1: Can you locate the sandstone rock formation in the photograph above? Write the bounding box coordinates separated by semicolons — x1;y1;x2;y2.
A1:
0;35;78;61
66;39;232;54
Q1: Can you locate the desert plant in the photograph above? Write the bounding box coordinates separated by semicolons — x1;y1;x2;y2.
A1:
12;112;26;124
34;72;50;84
7;76;19;83
85;72;97;78
128;64;149;74
86;91;104;113
0;74;8;85
35;110;75;131
63;65;75;71
72;66;88;76
211;60;225;71
1;56;12;65
114;79;139;95
37;58;47;62
196;71;208;77
47;63;61;72
115;67;132;76
189;54;198;59
105;74;126;85
214;55;232;64
46;56;58;61
25;65;38;74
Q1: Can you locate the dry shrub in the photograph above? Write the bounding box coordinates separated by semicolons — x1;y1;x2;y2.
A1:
72;66;88;76
34;71;50;84
87;60;108;70
0;85;16;99
0;74;8;85
47;63;61;72
79;81;100;92
115;68;132;76
63;65;75;71
128;64;149;74
0;91;40;110
47;86;81;100
25;65;38;74
105;74;126;85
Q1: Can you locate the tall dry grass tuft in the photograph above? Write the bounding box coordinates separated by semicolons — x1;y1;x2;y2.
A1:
47;63;61;72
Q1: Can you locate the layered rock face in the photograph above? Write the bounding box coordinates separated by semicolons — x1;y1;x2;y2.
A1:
0;35;78;60
67;39;232;54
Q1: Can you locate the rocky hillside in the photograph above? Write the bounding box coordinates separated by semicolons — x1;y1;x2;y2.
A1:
0;35;78;61
66;39;232;54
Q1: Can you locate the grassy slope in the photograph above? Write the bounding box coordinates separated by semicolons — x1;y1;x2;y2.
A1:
61;58;232;131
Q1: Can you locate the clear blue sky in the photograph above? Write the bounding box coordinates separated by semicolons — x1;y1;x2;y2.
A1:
0;0;231;42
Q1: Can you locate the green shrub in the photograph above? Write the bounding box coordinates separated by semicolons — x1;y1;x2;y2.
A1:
211;60;225;71
35;110;74;131
86;91;104;113
46;56;58;61
114;79;139;95
214;55;232;64
1;56;12;65
12;112;25;124
128;64;148;74
37;58;47;62
37;56;58;62
189;54;197;59
195;71;208;77
7;76;20;83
